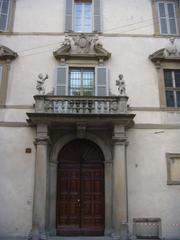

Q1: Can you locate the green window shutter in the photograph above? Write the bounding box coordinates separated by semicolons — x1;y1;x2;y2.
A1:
95;66;108;96
94;0;101;32
56;66;69;96
65;0;73;32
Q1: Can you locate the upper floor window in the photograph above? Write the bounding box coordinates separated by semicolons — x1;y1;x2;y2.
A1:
65;0;101;33
56;65;108;96
74;0;92;32
164;69;180;107
0;0;15;32
69;68;94;96
152;0;180;35
158;1;178;35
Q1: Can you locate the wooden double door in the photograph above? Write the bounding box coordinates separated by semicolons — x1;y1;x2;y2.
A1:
56;140;105;236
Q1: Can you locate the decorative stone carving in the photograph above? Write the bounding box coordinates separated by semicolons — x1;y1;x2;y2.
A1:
116;74;127;96
0;45;18;61
149;38;180;68
76;123;87;138
164;38;178;57
53;34;111;62
62;34;71;47
36;73;48;95
73;34;92;53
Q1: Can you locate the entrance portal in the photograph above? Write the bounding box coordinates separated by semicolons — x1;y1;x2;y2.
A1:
56;139;105;236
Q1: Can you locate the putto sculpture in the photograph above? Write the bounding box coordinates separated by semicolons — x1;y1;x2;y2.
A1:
36;73;48;95
164;37;178;57
116;74;127;96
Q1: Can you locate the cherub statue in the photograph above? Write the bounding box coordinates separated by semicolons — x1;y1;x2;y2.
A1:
36;73;48;95
93;34;102;47
164;37;178;56
116;74;127;96
62;33;71;47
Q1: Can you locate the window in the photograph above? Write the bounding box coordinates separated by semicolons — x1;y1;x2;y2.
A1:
69;68;94;96
56;65;108;96
0;0;15;32
158;1;178;34
164;69;180;107
65;0;101;33
167;153;180;185
152;0;180;35
74;0;92;32
0;46;17;106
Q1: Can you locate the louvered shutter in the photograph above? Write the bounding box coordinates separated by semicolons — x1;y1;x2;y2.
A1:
158;2;168;34
7;0;16;32
94;0;101;32
95;66;108;96
167;3;177;34
65;0;73;32
56;66;69;96
0;0;10;31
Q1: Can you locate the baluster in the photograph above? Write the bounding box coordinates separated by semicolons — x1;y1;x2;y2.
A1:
97;100;102;113
54;100;58;113
111;100;118;113
82;100;86;113
75;100;80;113
61;100;65;112
104;101;108;112
88;100;93;113
68;100;74;113
84;100;89;113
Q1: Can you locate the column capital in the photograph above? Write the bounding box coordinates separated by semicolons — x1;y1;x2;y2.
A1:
112;124;128;145
34;137;50;145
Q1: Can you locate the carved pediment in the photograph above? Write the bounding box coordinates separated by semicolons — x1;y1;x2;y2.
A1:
149;38;180;63
149;48;180;62
0;45;18;61
53;34;111;62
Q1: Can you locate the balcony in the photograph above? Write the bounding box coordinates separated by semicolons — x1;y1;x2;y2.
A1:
34;95;129;114
27;95;135;129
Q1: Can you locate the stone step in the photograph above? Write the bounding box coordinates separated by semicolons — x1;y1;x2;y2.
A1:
50;237;112;240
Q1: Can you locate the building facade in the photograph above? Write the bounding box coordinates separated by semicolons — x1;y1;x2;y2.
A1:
0;0;180;239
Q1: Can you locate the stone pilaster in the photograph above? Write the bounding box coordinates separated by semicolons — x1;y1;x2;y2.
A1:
32;124;49;240
112;125;128;240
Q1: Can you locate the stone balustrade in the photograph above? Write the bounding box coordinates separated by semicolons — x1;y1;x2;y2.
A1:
34;95;129;114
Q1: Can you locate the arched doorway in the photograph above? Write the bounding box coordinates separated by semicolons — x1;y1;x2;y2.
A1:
56;139;105;236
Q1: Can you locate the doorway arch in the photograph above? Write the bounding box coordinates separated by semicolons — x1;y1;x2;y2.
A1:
56;139;105;236
48;133;113;236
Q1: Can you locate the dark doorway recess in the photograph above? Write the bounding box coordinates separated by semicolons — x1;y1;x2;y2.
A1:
56;139;105;236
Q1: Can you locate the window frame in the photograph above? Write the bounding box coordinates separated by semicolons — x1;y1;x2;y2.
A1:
157;1;178;35
73;0;93;33
153;61;180;108
164;69;180;107
65;0;102;33
166;153;180;185
69;67;95;96
0;62;10;106
152;0;180;36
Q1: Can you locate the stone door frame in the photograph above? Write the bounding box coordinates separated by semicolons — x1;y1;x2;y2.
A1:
48;132;113;236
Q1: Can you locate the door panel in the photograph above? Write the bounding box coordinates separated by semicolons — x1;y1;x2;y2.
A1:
56;164;81;236
56;139;105;236
81;164;104;235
